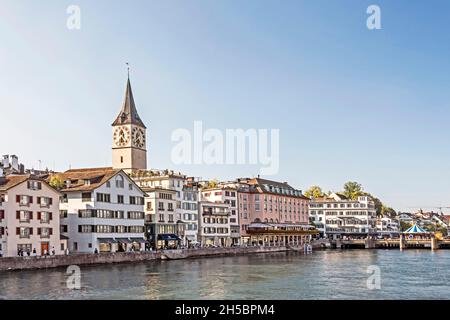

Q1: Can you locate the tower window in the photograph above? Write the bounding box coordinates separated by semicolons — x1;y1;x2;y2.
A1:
120;156;123;163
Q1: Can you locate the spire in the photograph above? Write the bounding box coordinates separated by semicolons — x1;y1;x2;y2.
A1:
112;71;146;128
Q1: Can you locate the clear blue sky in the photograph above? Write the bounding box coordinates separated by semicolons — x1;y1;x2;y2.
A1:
1;0;450;212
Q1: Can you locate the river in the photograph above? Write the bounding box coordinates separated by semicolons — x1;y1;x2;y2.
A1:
0;249;448;299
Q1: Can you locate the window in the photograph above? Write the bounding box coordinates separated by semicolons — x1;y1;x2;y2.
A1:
17;227;32;238
159;214;164;222
128;211;144;219
168;203;174;211
158;202;164;211
117;195;124;204
115;175;124;188
16;195;32;206
61;225;68;233
37;196;53;208
129;196;136;205
39;211;52;223
96;193;111;203
17;210;32;222
27;180;42;190
78;225;93;233
82;192;92;202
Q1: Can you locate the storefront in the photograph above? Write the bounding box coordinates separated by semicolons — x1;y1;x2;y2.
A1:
97;238;117;252
157;234;181;249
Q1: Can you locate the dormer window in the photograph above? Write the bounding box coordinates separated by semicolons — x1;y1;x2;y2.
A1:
120;112;127;123
84;179;91;186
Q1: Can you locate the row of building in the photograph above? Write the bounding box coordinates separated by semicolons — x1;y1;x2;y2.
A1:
0;76;390;257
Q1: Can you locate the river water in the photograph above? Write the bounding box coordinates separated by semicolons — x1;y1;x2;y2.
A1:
0;249;449;299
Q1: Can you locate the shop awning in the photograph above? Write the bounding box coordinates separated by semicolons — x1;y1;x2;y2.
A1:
130;238;147;243
115;238;132;243
97;238;117;244
157;234;181;241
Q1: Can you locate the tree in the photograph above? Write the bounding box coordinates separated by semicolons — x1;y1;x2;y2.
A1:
304;185;324;199
342;181;363;200
400;221;412;232
49;175;65;189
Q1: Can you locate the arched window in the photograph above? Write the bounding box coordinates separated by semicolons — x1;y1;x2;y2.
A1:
254;218;261;223
264;218;268;223
115;175;124;188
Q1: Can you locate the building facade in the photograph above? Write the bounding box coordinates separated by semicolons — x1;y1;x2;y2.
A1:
132;170;187;248
198;200;232;247
201;186;240;245
0;175;62;257
236;178;311;244
309;193;377;239
58;168;146;253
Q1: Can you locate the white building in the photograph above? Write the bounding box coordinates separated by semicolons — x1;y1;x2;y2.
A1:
58;168;146;253
198;200;232;247
132;170;187;248
376;217;399;234
201;186;240;245
0;175;62;257
309;193;377;239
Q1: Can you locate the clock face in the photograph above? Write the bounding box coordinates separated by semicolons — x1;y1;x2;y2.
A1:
113;127;130;147
132;127;146;149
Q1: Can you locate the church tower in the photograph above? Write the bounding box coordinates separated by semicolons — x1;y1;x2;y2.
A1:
112;76;147;173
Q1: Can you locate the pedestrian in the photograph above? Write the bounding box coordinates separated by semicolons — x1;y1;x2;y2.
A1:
32;248;37;257
44;249;48;256
51;247;56;256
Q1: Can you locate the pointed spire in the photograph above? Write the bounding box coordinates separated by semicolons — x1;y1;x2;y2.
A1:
112;71;146;128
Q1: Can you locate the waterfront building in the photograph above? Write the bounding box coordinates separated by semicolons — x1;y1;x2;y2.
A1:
309;193;377;239
229;178;313;245
201;185;240;245
198;200;232;247
182;181;199;246
376;217;399;235
57;168;146;253
132;170;187;248
140;186;183;249
0;175;62;257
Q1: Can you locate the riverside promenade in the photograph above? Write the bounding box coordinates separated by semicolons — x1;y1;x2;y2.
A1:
0;246;293;272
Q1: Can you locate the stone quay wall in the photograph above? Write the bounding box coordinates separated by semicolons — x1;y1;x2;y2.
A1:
0;246;289;272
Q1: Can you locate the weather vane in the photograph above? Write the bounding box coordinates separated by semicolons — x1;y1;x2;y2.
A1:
126;62;130;78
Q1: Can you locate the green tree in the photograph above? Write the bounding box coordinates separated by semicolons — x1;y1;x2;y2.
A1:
400;221;412;232
304;185;324;199
48;175;65;189
342;181;363;199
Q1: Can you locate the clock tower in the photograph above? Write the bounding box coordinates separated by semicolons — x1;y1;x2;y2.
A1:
112;76;147;173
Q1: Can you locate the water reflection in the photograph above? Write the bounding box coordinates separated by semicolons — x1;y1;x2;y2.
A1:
1;250;450;299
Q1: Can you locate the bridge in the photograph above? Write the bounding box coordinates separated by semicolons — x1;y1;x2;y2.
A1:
328;238;450;250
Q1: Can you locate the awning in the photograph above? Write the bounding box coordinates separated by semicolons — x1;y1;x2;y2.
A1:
186;235;197;240
157;234;181;241
60;234;69;240
97;238;117;244
115;238;132;243
130;238;147;243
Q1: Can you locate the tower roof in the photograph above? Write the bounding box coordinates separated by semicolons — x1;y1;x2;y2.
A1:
112;77;146;128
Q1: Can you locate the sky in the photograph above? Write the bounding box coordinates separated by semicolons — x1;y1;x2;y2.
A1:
1;0;450;212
